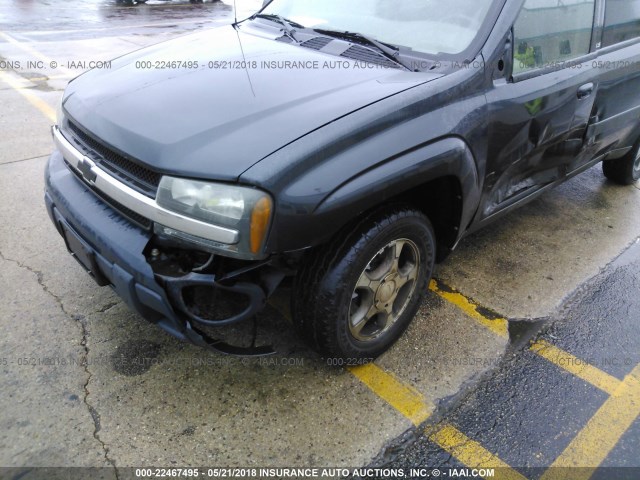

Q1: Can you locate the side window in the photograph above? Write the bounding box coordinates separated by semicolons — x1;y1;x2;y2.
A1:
602;0;640;47
513;0;595;75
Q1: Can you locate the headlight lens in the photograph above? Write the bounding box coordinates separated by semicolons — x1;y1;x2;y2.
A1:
160;177;246;225
156;176;273;258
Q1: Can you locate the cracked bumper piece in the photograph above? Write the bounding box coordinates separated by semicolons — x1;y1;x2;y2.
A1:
44;150;275;356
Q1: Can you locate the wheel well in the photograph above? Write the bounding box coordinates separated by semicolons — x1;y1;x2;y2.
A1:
393;176;463;262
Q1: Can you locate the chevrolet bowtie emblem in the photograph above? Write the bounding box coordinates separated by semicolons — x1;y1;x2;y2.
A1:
77;156;97;184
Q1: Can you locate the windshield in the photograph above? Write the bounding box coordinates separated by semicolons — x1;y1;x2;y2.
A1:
261;0;496;55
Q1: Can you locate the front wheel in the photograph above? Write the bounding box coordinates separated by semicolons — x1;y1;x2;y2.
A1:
292;205;436;360
602;140;640;185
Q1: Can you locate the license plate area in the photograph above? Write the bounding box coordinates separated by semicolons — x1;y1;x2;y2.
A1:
61;222;110;286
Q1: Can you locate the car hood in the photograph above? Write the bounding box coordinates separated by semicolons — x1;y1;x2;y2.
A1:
63;24;441;181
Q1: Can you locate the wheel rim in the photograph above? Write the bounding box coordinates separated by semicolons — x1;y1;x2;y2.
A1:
349;239;421;342
633;148;640;177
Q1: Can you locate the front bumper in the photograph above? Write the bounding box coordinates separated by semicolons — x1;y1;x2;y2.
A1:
45;150;278;356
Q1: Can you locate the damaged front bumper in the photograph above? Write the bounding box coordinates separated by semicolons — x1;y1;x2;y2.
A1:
44;150;287;356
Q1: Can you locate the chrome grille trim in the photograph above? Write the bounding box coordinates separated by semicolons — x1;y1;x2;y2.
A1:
52;126;240;246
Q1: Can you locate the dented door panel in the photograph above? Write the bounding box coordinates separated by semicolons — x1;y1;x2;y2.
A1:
480;61;598;218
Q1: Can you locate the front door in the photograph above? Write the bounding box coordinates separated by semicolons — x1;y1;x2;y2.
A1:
480;0;598;220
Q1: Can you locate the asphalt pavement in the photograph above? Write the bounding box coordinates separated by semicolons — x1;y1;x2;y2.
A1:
0;2;639;479
377;240;640;479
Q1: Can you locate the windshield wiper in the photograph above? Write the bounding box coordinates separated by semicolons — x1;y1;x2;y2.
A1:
253;13;303;43
313;29;413;71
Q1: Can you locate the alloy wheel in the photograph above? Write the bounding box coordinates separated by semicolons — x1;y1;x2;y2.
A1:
349;239;421;342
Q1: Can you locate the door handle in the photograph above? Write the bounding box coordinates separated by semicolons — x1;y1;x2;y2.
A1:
577;83;594;100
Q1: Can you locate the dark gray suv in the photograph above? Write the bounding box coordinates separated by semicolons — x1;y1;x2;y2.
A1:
46;0;640;359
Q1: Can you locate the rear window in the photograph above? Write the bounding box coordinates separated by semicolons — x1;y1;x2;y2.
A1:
602;0;640;47
513;0;595;74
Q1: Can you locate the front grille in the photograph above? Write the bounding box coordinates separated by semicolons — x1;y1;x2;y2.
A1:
66;121;162;197
340;45;400;69
65;159;153;230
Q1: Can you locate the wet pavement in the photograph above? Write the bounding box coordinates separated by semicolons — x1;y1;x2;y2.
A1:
0;1;238;35
1;1;639;478
379;240;640;479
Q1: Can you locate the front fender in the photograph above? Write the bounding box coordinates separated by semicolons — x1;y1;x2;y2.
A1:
265;137;481;253
317;136;480;227
241;66;489;254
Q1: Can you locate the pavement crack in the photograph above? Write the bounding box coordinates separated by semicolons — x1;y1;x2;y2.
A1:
78;314;120;480
0;154;50;166
0;249;68;315
0;250;120;479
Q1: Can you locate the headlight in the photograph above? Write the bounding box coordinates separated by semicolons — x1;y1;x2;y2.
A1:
156;176;273;259
56;95;65;126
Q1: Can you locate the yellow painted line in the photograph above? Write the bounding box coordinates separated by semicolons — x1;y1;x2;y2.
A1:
348;363;433;426
267;299;433;426
530;339;623;396
430;424;528;480
430;279;624;394
271;280;637;477
269;291;513;478
429;279;509;338
541;364;640;479
0;71;56;122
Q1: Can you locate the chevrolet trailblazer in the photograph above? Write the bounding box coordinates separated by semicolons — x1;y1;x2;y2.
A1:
46;0;640;359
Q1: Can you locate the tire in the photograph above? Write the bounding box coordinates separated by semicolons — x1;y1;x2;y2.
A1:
292;205;436;360
602;140;640;185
